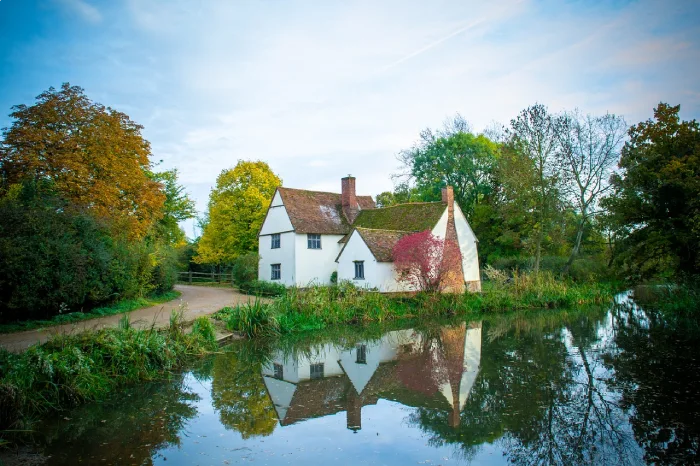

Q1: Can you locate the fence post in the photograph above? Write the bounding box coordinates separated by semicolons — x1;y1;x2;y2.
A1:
189;271;192;284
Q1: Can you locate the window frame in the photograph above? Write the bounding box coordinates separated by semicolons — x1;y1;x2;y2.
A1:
271;263;281;280
310;362;324;379
271;233;281;249
273;363;283;380
354;261;365;280
307;234;322;249
356;344;367;364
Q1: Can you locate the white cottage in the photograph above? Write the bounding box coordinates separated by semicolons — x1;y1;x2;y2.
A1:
261;322;482;429
258;176;481;292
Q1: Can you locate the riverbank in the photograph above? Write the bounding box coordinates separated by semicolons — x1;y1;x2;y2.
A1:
0;290;182;334
218;273;617;337
0;314;218;446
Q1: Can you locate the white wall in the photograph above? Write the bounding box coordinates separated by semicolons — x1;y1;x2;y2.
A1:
336;230;414;292
431;207;449;239
453;204;480;283
259;191;294;235
258;231;296;286
258;191;297;286
294;233;344;286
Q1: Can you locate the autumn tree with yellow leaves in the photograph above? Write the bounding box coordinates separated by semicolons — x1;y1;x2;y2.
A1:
196;161;281;266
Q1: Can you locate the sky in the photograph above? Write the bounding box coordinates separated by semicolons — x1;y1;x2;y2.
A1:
1;0;699;237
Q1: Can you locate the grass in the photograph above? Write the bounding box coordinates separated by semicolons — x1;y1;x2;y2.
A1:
0;310;218;441
0;290;181;334
632;282;700;315
217;272;617;338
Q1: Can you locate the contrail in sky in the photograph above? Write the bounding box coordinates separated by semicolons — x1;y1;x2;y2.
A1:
381;18;486;72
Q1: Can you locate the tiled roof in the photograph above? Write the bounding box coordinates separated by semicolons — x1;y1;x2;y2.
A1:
356;228;412;262
352;202;446;232
277;187;375;235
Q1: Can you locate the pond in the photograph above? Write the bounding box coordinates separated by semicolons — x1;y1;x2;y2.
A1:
34;295;700;465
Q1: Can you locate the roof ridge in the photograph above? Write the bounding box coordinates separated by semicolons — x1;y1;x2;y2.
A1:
355;227;413;233
374;201;445;209
278;186;374;198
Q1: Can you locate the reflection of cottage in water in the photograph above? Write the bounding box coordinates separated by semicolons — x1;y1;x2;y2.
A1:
261;322;482;431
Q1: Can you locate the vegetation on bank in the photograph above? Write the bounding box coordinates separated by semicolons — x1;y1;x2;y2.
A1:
0;84;196;325
631;282;700;316
0;290;181;334
0;312;218;441
216;272;616;338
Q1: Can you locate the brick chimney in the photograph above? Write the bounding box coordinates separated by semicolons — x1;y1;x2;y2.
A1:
341;175;359;223
440;186;465;293
441;186;454;209
346;386;362;432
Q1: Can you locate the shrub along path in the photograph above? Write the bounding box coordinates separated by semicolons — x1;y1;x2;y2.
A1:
0;285;263;353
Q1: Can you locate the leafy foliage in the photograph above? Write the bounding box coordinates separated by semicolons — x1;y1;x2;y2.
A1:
0;83;164;239
196;161;281;266
602;103;700;279
392;230;462;292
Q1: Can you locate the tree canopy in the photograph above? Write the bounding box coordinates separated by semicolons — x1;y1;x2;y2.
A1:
602;103;700;279
0;83;165;239
196;160;281;266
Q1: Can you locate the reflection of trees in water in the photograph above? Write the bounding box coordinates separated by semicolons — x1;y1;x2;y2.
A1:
603;304;700;465
411;309;644;465
210;350;278;439
41;374;198;466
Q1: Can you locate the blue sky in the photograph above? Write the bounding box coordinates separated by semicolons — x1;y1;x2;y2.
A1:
1;0;699;236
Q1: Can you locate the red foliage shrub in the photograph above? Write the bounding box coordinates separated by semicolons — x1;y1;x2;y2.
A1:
392;230;462;292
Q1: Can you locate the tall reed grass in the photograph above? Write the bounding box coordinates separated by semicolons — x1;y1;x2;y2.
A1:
0;312;218;438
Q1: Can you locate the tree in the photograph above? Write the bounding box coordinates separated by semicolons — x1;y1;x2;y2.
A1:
602;103;700;279
507;104;562;273
392;230;462;292
195;161;281;266
0;83;164;238
556;110;627;273
150;169;196;245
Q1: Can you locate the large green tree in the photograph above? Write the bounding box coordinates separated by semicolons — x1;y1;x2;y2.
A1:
602;103;700;279
506;104;562;273
195;160;281;266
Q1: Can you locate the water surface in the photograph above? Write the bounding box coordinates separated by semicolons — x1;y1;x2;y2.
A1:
37;296;700;465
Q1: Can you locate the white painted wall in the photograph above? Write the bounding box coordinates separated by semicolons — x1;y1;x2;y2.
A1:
259;191;294;235
294;233;344;286
336;230;414;292
431;207;449;239
258;231;296;286
258;191;297;286
453;204;480;283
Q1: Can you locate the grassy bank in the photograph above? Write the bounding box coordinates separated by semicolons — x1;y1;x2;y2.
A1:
216;272;616;338
0;312;217;441
632;282;700;315
0;290;181;334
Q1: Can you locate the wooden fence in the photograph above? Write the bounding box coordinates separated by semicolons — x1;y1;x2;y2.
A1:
177;271;234;284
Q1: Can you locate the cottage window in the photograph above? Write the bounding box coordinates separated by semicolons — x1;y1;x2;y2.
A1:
356;344;367;364
273;363;283;380
310;363;324;379
271;233;280;249
271;264;281;280
354;261;365;280
307;234;321;249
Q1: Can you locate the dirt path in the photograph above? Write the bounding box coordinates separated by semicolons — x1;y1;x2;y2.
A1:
0;285;263;353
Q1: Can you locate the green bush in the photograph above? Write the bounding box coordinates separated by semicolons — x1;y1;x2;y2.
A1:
0;181;181;324
232;253;259;285
238;280;286;297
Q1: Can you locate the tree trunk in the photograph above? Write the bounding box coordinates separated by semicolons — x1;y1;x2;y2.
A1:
563;218;586;275
534;228;542;274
